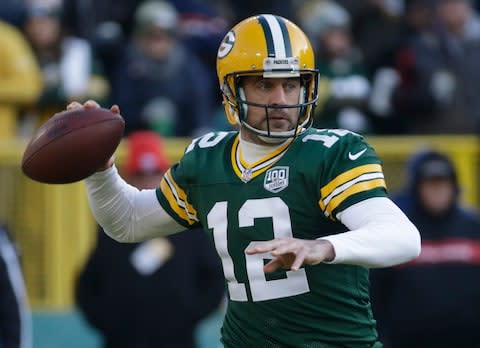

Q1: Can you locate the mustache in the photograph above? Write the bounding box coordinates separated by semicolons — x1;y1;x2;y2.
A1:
240;100;301;112
265;109;290;119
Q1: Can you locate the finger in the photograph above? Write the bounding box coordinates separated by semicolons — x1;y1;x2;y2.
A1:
84;100;101;109
67;101;83;110
245;240;283;254
271;244;298;256
263;259;283;273
290;250;307;271
245;243;273;255
245;247;268;255
110;104;120;114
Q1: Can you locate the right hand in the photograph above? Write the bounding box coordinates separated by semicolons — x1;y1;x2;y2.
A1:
245;237;335;273
66;100;120;171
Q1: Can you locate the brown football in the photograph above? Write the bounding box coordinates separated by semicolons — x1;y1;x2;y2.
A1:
21;107;125;184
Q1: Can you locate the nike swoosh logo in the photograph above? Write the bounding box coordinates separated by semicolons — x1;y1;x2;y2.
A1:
348;148;367;160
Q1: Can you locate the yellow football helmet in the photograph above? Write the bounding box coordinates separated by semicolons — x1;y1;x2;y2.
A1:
216;14;319;139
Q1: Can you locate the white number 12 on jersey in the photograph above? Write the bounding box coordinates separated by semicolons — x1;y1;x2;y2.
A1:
207;197;310;302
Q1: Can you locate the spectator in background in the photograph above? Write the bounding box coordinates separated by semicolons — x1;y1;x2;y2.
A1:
109;1;214;137
227;0;298;24
21;2;109;134
172;0;230;69
61;0;144;82
76;131;225;348
371;150;480;348
336;0;405;75
370;0;437;134
0;19;42;139
172;0;231;106
400;0;480;133
0;224;31;348
0;0;27;27
299;0;372;133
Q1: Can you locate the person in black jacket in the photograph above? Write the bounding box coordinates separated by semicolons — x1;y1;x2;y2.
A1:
370;149;480;348
109;1;214;137
0;224;31;348
75;131;225;348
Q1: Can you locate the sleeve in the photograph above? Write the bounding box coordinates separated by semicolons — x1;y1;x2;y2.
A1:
320;197;421;268
316;131;388;220
155;160;201;229
85;165;185;243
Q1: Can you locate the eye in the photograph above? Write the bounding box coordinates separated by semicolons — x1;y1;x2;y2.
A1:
284;79;301;91
255;79;271;90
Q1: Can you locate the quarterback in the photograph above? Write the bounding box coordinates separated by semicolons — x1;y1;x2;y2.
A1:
76;14;420;348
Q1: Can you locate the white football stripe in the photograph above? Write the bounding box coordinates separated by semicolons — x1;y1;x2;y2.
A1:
263;15;286;58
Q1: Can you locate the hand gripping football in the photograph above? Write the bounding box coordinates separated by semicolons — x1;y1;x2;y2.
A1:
21;107;125;184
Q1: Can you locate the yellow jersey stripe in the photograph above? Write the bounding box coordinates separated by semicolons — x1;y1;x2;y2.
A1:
321;178;387;217
318;172;384;210
320;164;383;199
160;179;197;225
165;173;198;219
231;137;243;178
322;172;385;207
159;170;198;224
164;171;197;217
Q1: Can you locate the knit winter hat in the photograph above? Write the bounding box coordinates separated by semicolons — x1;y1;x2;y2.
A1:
125;131;171;176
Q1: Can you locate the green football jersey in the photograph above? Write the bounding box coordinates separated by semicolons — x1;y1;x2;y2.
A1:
156;128;387;348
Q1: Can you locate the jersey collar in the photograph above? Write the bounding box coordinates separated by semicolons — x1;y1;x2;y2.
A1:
230;135;292;182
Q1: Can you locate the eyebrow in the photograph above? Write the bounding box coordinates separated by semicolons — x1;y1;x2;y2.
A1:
250;77;300;83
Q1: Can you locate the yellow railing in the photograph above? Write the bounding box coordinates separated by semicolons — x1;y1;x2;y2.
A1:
367;135;479;206
0;135;478;309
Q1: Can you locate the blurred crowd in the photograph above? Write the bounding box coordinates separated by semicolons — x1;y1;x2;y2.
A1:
2;0;480;139
2;2;480;347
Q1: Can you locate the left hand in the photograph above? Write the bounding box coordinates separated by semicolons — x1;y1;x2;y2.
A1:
245;238;335;273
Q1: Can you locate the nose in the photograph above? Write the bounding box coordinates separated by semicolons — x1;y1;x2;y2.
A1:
269;83;288;105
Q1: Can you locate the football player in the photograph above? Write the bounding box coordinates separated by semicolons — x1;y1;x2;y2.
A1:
74;14;420;348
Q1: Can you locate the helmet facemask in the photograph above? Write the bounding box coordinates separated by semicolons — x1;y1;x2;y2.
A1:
221;70;319;140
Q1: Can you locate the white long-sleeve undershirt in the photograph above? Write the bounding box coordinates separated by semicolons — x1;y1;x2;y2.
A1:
85;166;420;267
321;197;420;268
85;165;184;242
